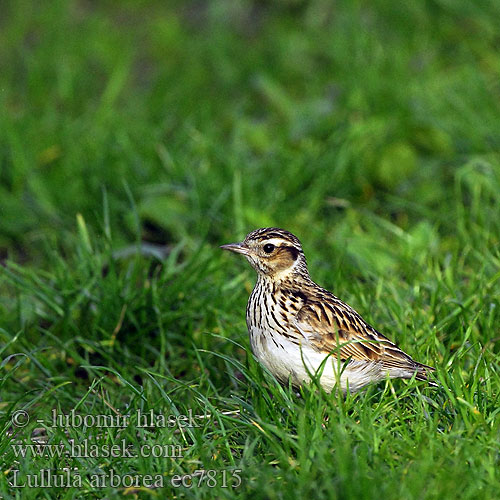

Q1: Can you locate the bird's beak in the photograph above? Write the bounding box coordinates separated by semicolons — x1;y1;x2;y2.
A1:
220;242;250;256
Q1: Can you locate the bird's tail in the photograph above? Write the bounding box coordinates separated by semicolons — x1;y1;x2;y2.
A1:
414;362;438;387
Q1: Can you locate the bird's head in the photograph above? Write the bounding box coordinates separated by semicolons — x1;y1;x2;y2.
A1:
221;227;308;279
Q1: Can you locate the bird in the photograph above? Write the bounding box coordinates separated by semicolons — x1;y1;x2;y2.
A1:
221;227;435;393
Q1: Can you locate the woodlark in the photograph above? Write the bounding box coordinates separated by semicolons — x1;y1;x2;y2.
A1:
221;227;435;393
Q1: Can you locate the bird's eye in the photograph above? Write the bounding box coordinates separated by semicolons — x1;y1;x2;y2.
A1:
263;243;275;253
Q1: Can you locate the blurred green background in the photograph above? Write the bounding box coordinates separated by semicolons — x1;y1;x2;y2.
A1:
2;0;499;263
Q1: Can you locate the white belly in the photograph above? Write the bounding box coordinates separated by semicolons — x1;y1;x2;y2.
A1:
248;324;383;393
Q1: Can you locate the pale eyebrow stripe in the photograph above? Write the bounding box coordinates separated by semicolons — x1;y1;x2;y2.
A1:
261;238;288;246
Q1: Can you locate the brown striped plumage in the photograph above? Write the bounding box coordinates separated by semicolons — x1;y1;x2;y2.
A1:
221;227;435;393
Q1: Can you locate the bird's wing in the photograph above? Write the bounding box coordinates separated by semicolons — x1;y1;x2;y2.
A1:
293;297;423;371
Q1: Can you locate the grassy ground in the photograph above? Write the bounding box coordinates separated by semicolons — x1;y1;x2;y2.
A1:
1;0;500;498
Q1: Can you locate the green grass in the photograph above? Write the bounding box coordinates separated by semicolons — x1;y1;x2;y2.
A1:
1;0;500;498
